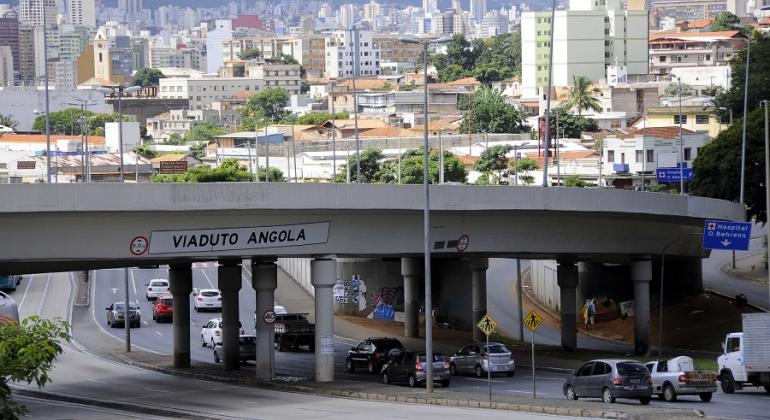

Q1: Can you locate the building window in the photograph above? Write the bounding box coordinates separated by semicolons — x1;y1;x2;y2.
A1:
607;150;615;162
635;150;643;162
674;114;687;124
684;147;692;161
646;149;654;163
659;56;666;62
695;114;709;124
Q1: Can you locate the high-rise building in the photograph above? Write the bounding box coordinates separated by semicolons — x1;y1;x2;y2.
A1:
118;0;143;15
17;26;36;83
0;14;19;82
364;0;381;21
423;0;438;15
470;0;487;20
339;4;356;29
452;0;462;11
0;46;13;86
521;0;648;98
18;0;56;26
67;0;96;28
324;29;380;78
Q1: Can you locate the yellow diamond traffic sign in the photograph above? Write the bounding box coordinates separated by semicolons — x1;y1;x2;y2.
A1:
524;310;543;332
477;314;497;336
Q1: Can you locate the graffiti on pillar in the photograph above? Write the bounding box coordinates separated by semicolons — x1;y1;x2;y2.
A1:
373;302;396;320
351;275;367;311
370;286;404;308
333;279;348;303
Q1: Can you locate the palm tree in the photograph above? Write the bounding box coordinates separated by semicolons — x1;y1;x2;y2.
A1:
565;75;602;116
0;113;17;129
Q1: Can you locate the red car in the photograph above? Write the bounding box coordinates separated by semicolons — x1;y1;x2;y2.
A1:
152;295;173;323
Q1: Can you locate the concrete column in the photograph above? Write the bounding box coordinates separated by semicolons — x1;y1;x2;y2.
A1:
312;256;337;382
631;259;652;356
168;263;193;368
218;259;242;371
470;258;489;343
252;258;277;380
557;260;578;352
401;257;421;338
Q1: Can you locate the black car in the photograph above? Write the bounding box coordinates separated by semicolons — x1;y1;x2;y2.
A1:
563;359;653;404
381;351;451;388
346;337;404;374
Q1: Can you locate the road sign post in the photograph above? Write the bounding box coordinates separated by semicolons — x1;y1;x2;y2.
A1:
702;220;752;251
477;314;497;401
524;310;543;399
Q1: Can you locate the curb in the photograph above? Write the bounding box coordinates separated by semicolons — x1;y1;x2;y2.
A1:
720;259;769;287
705;287;767;313
112;353;702;419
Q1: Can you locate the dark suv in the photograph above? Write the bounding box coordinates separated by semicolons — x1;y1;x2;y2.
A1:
381;351;451;388
346;337;404;374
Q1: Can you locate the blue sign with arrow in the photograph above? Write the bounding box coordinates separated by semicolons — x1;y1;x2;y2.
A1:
702;220;752;251
656;167;694;183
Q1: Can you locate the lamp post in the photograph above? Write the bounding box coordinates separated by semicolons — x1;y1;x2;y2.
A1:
42;0;51;183
399;34;452;393
329;78;338;180
672;75;684;194
349;26;361;182
542;0;557;187
762;99;770;310
735;23;751;205
67;98;99;183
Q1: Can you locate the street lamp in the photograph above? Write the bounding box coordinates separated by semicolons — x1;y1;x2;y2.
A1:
542;0;557;187
717;106;733;126
97;85;141;182
349;26;362;183
42;0;51;183
734;23;751;205
762;99;770;310
328;78;338;181
67;98;99;183
399;34;452;393
672;75;684;194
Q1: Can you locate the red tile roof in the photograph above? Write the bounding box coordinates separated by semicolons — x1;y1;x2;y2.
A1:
649;30;744;42
620;126;696;139
0;133;106;144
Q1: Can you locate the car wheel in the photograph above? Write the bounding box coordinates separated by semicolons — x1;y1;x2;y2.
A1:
663;384;677;402
408;374;417;388
346;359;355;373
381;372;390;385
441;379;450;388
449;363;457;376
201;335;206;347
134;322;140;328
639;397;651;405
475;365;483;378
211;338;216;348
699;392;713;402
602;387;615;404
214;351;220;363
720;372;736;394
152;313;155;321
565;385;578;401
367;360;376;374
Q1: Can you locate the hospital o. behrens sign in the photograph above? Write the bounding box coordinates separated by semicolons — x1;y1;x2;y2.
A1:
148;222;330;255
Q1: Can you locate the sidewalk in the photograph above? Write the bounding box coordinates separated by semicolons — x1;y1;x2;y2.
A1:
723;252;769;286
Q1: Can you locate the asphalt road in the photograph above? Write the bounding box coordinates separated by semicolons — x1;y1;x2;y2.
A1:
9;271;584;420
703;232;769;311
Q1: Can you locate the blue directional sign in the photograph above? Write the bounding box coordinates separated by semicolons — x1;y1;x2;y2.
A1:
656;167;694;183
703;220;752;251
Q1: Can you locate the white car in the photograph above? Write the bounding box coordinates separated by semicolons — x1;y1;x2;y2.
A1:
201;317;244;347
193;288;222;312
145;279;169;301
0;291;19;325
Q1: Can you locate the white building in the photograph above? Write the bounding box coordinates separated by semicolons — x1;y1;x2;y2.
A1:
521;0;649;99
159;76;266;110
205;19;232;74
470;0;487;21
423;0;438;15
17;0;56;27
363;0;381;21
325;29;381;78
67;0;96;28
0;46;13;87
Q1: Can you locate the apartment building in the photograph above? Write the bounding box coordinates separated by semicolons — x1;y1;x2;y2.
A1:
374;35;423;65
146;109;224;142
219;60;302;95
521;0;649;99
648;30;746;75
325;29;381;79
281;35;327;81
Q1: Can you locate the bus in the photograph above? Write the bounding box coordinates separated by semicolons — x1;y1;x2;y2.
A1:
0;275;20;292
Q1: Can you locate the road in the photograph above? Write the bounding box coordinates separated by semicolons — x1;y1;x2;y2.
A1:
703;232;769;311
10;271;582;420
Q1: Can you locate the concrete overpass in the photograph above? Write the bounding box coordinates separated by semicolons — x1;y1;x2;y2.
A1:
0;183;744;381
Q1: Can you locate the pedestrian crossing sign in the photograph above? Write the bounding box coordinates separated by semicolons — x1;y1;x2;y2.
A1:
477;314;497;336
524;310;543;332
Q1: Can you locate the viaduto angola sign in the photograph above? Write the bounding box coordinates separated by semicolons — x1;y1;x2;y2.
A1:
147;222;330;255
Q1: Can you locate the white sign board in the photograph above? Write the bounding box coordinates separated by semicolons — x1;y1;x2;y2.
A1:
320;336;334;354
148;222;330;255
658;152;678;168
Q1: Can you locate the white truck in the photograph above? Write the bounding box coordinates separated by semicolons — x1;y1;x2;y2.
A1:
645;356;717;402
718;313;770;394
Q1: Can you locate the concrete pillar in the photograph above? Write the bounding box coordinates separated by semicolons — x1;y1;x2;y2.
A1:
312;256;337;382
401;257;421;338
168;263;193;368
252;258;277;380
631;259;652;356
470;258;489;343
557;260;578;352
218;259;242;371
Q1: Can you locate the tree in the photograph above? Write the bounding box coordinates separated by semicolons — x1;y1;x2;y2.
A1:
472;63;514;84
691;107;767;222
239;49;262;60
474;144;513;184
714;32;770;118
0;316;70;419
565;75;602;115
475;31;522;76
664;82;695;97
185;122;222;143
702;85;725;97
165;133;185;145
152;158;266;183
0;114;18;129
133;144;158;159
380;148;467;184
333;148;385;183
286;111;348;126
131;68;164;88
565;175;587;187
459;86;529;134
438;64;471;83
189;141;207;159
32;109;125;136
550;106;600;138
266;54;299;65
511;157;539;185
241;87;290;124
711;11;740;31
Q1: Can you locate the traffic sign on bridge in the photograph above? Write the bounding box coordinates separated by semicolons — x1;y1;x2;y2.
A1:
702;220;752;251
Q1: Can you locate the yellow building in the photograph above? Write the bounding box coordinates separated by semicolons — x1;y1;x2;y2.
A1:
632;106;723;138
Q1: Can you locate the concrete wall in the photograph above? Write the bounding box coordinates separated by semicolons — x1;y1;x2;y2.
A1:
333;258;404;319
104;97;189;125
531;259;561;311
277;257;313;297
434;259;473;331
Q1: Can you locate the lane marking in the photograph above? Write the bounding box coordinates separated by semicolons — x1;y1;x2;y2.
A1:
16;273;35;313
507;389;549;395
199;268;216;289
36;273;52;317
464;377;505;383
86;379;106;384
144;387;170;393
143;320;149;326
155;331;164;337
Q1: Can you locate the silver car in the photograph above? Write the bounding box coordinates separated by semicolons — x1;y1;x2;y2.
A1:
450;342;515;377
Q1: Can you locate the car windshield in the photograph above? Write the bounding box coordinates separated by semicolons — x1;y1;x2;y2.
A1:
239;337;256;345
418;353;445;362
201;291;219;297
485;345;509;354
151;281;168;287
115;303;138;310
617;362;648;375
159;299;172;305
373;339;401;349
